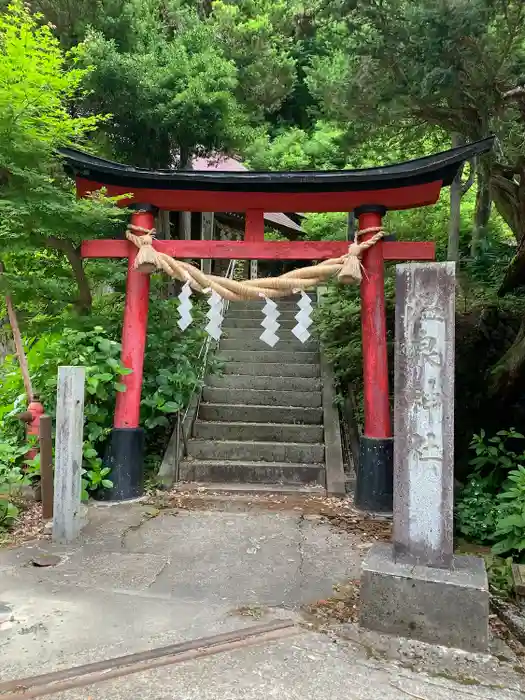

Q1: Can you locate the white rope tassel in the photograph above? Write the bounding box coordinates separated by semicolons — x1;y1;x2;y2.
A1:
292;291;313;343
177;282;193;331
260;296;280;348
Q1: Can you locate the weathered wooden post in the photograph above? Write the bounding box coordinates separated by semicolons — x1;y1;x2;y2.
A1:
359;262;489;652
53;366;85;544
39;414;53;520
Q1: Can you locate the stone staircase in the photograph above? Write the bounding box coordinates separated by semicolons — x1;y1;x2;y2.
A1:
179;295;344;494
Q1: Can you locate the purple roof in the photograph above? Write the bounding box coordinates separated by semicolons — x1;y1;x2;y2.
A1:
191;154;303;234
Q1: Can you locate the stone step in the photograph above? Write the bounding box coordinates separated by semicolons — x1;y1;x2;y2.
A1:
202;387;322;408
172;483;326;496
218;350;318;364
225;309;299;320
193;420;324;443
187;439;324;463
233;301;315;311
220;362;320;378
223;317;298;329
179;459;325;485
198;403;323;424
222;328;314;342
220;338;317;352
207;374;321;392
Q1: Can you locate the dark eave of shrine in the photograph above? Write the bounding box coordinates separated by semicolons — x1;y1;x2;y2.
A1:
60;138;494;194
216;211;303;236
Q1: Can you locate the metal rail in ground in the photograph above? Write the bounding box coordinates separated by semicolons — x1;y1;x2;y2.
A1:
0;619;299;699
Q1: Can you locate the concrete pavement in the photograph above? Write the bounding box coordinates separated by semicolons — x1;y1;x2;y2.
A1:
0;499;523;698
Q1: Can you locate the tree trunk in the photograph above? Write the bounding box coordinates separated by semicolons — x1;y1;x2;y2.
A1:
493;160;525;295
46;237;92;314
470;161;492;257
0;261;32;401
447;133;464;262
489;317;525;398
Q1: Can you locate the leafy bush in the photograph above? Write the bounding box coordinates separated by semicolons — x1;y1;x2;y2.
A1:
0;435;29;530
455;429;525;559
485;555;514;598
0;292;216;493
140;295;216;465
469;428;525;490
455;476;499;543
9;326;129;498
493;466;525;556
314;283;367;390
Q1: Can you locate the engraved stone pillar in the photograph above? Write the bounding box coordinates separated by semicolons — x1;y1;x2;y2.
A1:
359;262;489;652
393;261;455;567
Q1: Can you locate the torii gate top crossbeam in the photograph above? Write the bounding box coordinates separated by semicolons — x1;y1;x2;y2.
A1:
61;137;493;213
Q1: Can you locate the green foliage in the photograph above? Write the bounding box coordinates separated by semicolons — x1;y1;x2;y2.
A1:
246;121;346;170
138;292;221;469
0;1;98;161
307;0;525;147
0;0;124;318
0;326;126;498
456;430;525;560
493;466;525;557
455;428;525;545
1;0;524;523
78;1;253;168
313;282;367;400
455;477;499;544
0;289;213;486
29;326;128;497
305;0;525;244
26;0;132;50
302;213;347;241
468;428;525;490
141;295;211;435
210;0;297;120
485;555;514;598
0;435;28;529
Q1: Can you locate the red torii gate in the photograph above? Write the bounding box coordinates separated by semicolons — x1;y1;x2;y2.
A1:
62;137;493;509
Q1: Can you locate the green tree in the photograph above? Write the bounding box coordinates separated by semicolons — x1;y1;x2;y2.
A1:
246;121;347;170
20;0;131;50
306;0;525;255
209;0;297;122
78;0;252;168
0;1;123;318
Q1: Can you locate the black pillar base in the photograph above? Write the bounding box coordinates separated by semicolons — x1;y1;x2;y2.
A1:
96;428;145;501
355;436;393;513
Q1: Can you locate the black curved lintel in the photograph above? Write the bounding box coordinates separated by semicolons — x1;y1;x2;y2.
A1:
60;137;494;195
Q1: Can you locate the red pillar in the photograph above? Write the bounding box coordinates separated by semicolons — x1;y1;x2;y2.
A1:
359;209;391;439
355;205;393;513
103;206;155;502
245;209;264;279
245;209;265;241
114;207;154;428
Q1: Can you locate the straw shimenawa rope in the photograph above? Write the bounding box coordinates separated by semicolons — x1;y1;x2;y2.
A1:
125;223;384;301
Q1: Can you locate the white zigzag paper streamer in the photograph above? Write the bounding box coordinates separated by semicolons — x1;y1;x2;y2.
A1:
292;291;313;344
260;297;280;347
205;289;225;341
177;282;193;331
